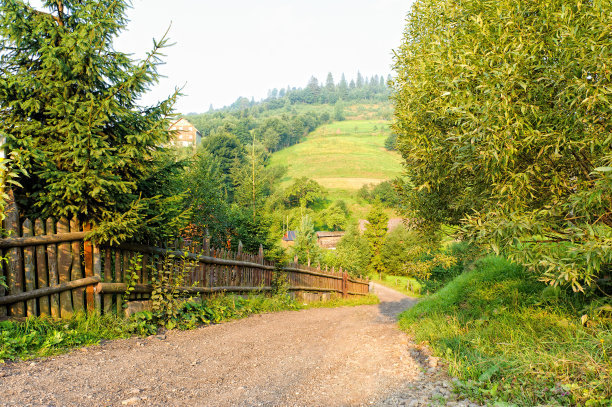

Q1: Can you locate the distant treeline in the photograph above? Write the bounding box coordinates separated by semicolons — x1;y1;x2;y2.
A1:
184;72;390;153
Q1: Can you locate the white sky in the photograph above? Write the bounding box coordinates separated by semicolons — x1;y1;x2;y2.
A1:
32;0;413;114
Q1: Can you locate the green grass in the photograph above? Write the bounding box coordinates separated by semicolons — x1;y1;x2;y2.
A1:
271;119;402;190
270;119;403;218
300;294;380;309
372;274;423;297
399;256;612;406
0;292;379;363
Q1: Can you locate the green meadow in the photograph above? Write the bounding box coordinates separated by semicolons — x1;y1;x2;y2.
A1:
269;119;403;218
270;120;402;190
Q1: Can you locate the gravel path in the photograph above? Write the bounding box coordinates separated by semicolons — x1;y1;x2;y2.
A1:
0;284;478;406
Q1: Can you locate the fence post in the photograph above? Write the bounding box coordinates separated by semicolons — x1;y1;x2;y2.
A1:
4;189;24;316
341;267;348;298
83;223;95;313
258;244;264;265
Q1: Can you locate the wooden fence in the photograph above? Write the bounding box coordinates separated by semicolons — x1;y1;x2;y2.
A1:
0;216;370;319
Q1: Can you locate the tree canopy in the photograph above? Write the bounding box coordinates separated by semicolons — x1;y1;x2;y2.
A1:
392;0;612;290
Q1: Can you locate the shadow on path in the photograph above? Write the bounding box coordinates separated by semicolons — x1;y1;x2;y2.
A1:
372;282;419;320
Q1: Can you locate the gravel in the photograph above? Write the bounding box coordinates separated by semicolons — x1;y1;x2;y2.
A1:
0;283;479;406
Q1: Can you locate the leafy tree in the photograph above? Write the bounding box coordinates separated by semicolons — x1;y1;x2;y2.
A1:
328;224;371;276
333;100;345;121
291;215;320;265
0;0;185;243
323;200;348;231
283;177;326;208
392;0;612;290
384;133;397;151
380;226;419;275
364;204;388;278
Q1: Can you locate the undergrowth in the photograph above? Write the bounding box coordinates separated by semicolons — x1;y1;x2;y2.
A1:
399;255;612;406
0;293;377;363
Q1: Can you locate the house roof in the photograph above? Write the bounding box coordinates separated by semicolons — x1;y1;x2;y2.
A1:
282;231;297;241
315;231;345;238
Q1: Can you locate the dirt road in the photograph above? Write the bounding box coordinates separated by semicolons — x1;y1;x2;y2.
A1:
0;284;476;406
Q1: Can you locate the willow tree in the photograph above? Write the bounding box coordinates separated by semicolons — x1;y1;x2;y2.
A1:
392;0;611;290
0;0;186;243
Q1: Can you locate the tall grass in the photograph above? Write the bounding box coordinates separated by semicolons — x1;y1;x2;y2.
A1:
400;256;612;406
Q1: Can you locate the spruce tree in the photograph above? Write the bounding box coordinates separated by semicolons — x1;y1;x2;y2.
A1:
0;0;184;243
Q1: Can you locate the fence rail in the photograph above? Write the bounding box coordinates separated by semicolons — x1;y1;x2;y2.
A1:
0;216;369;319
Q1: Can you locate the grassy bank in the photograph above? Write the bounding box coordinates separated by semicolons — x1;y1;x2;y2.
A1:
0;293;378;363
399;256;612;406
372;274;422;297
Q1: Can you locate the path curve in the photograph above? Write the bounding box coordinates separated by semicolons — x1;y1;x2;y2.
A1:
0;284;476;406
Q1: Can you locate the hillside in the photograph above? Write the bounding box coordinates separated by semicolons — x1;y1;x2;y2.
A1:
269;119;403;217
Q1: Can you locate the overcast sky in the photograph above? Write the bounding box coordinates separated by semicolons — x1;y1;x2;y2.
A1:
114;0;414;114
28;0;411;114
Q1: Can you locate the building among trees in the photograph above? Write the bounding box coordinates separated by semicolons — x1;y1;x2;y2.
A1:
169;118;202;150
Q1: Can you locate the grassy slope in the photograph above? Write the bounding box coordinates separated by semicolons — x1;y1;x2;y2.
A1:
269;119;403;218
400;256;612;406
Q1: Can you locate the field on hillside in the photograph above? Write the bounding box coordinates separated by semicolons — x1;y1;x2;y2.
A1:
269;119;403;218
270;120;402;190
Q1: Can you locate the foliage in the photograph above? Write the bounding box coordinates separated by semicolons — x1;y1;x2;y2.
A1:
358;180;400;207
400;255;612;406
380;226;419;275
0;0;187;244
324;224;371;276
291;215;320;265
0;293;300;362
147;252;201;329
384;133;397;151
0;312;133;362
283;177;326;208
392;0;612;290
123;253;143;308
364;204;388;277
321;200;349;231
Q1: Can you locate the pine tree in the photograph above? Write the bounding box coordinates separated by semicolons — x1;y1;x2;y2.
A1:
0;0;184;243
325;72;335;91
356;71;364;88
338;73;348;99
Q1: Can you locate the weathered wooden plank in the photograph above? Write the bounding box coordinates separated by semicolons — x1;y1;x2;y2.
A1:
0;277;101;306
5;190;24;316
0;232;88;248
103;248;113;314
34;219;50;316
114;250;122;314
96;282;273;294
70;219;84;312
82;224;94;313
92;243;102;313
22;220;37;316
46;218;60;318
57;218;73;318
